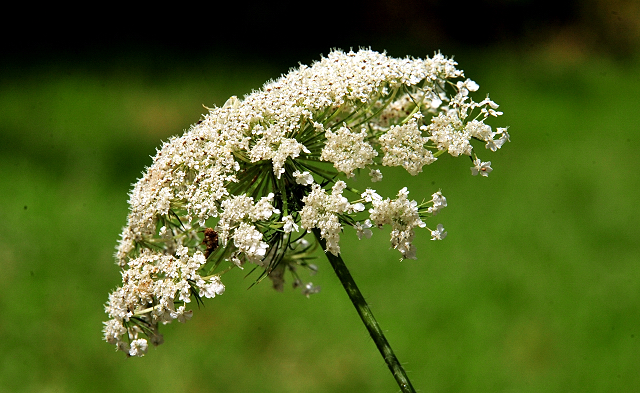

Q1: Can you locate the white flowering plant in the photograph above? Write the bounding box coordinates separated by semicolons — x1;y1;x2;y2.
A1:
103;49;508;392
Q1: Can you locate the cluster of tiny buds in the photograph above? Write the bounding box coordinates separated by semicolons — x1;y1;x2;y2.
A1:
103;49;508;356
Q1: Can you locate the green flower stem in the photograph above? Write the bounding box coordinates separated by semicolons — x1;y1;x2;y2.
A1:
312;229;416;393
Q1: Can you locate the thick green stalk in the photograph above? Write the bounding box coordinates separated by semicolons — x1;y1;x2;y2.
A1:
312;229;416;393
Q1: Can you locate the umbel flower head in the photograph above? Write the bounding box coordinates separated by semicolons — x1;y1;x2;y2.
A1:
103;49;508;356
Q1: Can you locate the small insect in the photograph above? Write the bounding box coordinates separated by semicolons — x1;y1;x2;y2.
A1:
202;228;219;258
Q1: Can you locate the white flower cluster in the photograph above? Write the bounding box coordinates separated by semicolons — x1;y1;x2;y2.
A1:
217;193;280;266
368;187;426;260
300;181;365;255
321;125;378;177
379;117;435;175
104;49;508;356
103;247;224;356
426;80;509;158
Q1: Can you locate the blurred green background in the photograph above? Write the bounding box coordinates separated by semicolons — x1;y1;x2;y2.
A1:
2;1;639;392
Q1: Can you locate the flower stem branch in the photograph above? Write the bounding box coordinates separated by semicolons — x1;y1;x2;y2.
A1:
312;229;416;393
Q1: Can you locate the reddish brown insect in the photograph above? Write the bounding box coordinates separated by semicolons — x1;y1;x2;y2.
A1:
202;228;219;258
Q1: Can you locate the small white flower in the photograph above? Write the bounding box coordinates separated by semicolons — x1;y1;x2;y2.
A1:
466;119;493;142
102;319;127;345
250;193;280;221
128;338;148;357
429;97;443;109
457;78;479;94
478;96;503;117
485;127;510;151
354;220;373;240
369;169;383;182
484;139;499;152
351;202;365;213
200;276;225;299
332;180;347;194
293;170;314;185
282;215;299;233
430;224;447;240
232;222;269;263
471;159;493;177
361;188;382;203
428;191;447;215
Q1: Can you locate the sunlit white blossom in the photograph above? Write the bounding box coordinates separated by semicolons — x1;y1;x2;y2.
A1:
282;215;299;233
485;127;510;151
430;224;447;240
232;222;269;264
471;159;493;177
128;338;148;357
200;276;225;299
104;48;508;356
293;170;314;185
361;188;382;203
428;191;447;215
369;169;383;182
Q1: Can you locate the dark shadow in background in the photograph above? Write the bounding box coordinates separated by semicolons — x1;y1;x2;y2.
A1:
2;0;638;72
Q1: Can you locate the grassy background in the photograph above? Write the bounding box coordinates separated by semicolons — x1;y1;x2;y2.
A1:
1;40;639;392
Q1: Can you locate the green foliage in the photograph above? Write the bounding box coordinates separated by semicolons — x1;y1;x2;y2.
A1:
1;50;638;392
